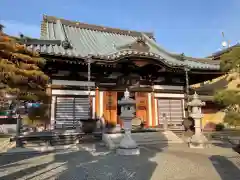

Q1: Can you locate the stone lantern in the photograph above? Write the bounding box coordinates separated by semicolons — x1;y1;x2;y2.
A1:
187;92;207;148
117;88;140;155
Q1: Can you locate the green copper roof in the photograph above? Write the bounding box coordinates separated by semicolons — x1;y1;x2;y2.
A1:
26;15;220;70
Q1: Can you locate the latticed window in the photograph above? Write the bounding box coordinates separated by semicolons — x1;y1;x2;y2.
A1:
55;96;91;125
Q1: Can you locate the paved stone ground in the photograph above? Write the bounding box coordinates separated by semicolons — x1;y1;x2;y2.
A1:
0;143;239;180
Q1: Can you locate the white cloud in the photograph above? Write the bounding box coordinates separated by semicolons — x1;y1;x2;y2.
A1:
0;20;40;38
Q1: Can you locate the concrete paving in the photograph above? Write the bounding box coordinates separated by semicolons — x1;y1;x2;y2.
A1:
0;143;239;180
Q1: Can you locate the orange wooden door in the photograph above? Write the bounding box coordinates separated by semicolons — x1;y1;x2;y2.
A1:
103;91;117;125
135;92;148;126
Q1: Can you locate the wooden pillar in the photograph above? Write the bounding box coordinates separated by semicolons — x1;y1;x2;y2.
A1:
99;91;104;117
151;92;156;127
95;87;100;117
46;84;52;128
147;93;152;127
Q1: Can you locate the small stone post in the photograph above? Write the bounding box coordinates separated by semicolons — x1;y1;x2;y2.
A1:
187;92;207;148
117;88;140;155
163;113;168;131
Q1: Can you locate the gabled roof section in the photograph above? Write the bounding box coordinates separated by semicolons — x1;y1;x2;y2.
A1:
191;73;239;95
210;43;240;59
40;15;154;39
191;75;228;94
25;15;220;70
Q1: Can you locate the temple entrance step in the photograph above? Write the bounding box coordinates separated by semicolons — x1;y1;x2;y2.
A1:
103;131;184;149
49;133;102;146
55;126;80;130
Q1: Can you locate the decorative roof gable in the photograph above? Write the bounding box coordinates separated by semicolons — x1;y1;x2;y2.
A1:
116;37;150;52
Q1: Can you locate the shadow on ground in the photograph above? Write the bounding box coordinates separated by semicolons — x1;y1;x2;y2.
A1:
55;143;160;180
209;155;240;180
0;131;169;180
0;152;50;167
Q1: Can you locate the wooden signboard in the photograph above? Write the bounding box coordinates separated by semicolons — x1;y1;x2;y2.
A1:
103;91;117;125
105;91;117;110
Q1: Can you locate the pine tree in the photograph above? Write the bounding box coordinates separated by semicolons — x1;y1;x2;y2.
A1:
214;46;240;126
0;24;49;110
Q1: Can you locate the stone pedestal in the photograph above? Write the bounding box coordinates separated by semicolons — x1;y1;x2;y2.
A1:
116;89;140;155
189;116;207;148
189;133;208;148
117;118;140;155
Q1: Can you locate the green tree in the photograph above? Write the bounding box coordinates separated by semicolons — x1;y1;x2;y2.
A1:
0;25;49;110
214;46;240;126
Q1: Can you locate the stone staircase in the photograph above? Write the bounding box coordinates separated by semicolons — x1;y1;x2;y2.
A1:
24;134;102;148
103;130;184;149
17;129;102;147
51;133;102;146
204;131;240;145
55;120;82;130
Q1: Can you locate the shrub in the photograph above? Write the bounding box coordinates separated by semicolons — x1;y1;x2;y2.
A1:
215;123;225;131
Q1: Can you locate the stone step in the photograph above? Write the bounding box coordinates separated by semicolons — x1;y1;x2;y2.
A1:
171;129;185;138
22;133;102;146
172;130;184;135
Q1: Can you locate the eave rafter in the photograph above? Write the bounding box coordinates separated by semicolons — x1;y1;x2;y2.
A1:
88;50;185;69
41;50;221;74
22;37;220;71
39;50;184;69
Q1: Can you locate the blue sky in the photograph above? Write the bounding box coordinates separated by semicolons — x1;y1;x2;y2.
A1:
0;0;239;57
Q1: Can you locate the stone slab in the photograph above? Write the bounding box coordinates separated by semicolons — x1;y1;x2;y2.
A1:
1;144;79;155
117;147;140;155
189;143;206;149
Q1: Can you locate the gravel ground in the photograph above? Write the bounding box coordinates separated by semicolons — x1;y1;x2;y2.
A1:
0;143;239;180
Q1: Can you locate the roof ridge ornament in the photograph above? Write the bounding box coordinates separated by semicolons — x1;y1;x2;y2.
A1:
180;53;185;61
136;36;146;44
56;19;73;50
0;24;4;32
62;40;72;49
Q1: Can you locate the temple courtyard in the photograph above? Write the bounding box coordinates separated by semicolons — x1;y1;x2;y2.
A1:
0;142;239;180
